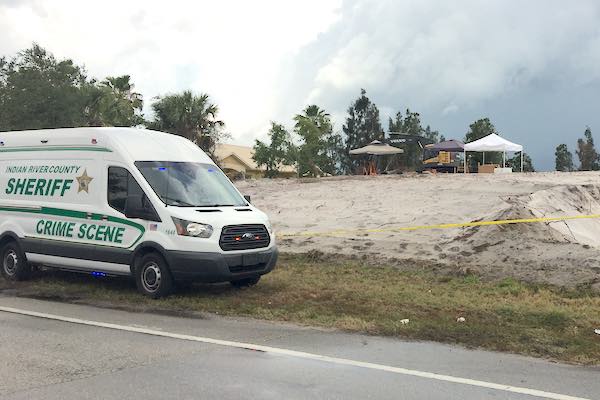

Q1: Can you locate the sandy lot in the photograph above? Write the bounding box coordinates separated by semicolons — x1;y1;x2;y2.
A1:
236;172;600;289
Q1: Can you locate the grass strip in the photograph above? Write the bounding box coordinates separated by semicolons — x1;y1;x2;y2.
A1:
1;252;598;364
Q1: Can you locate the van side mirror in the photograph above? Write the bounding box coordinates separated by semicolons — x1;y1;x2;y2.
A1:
125;194;160;221
244;195;251;204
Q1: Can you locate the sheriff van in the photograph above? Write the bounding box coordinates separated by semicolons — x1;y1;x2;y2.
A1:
0;127;278;297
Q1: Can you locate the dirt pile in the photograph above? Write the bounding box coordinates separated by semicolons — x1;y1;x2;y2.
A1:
529;184;600;247
237;173;600;288
444;185;600;287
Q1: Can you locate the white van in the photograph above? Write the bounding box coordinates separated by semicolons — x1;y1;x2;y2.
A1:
0;127;277;297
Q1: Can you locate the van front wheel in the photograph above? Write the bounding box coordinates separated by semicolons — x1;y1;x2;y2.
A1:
135;253;173;298
1;241;31;281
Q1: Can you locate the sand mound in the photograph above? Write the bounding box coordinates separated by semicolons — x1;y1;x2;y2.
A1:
529;184;600;247
444;185;600;287
237;173;600;288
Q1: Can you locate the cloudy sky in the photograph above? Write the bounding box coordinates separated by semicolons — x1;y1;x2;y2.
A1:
2;0;600;170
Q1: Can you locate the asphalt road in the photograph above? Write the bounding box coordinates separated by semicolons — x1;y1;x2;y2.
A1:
0;295;598;400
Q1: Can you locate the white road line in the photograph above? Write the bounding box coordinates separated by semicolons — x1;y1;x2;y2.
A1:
0;305;590;400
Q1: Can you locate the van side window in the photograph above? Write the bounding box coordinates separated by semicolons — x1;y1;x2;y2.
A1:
108;167;128;213
108;167;154;217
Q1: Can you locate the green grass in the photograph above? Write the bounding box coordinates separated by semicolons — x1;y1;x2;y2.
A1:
1;252;599;364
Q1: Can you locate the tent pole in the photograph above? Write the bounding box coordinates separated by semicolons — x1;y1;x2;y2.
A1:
482;152;485;164
464;151;467;173
503;151;506;168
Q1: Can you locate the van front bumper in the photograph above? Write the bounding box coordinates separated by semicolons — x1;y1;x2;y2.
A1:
165;247;278;282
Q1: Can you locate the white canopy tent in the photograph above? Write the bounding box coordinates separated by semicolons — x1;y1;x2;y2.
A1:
463;133;524;172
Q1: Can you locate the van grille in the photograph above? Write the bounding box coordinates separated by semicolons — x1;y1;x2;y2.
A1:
219;224;270;251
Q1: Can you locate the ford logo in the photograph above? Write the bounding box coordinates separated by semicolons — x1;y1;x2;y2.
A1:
241;232;254;240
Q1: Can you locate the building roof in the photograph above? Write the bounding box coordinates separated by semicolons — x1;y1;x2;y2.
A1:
215;143;296;173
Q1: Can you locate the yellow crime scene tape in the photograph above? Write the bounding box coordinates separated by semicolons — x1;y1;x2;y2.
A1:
278;213;600;238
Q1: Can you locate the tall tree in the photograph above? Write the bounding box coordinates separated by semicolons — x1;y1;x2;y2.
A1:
253;122;294;178
148;91;226;159
294;105;343;177
0;44;89;131
0;44;144;131
464;117;498;142
388;112;403;133
464;118;501;170
555;144;574;172
388;110;439;141
343;89;383;173
423;125;440;142
84;75;143;127
388;108;440;170
576;127;599;171
401;109;422;136
508;153;535;172
322;128;346;176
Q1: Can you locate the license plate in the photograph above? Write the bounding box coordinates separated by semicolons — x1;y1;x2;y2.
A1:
242;254;260;266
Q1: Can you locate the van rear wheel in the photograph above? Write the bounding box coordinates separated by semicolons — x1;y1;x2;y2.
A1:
135;253;173;298
1;241;31;281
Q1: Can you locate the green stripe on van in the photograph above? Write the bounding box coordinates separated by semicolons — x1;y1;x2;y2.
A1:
0;145;112;153
0;206;144;248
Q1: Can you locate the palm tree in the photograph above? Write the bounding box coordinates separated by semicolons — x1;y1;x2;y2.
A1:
148;91;226;158
84;75;143;127
293;105;339;177
294;105;330;133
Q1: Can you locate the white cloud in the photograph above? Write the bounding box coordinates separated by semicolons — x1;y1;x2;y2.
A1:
298;0;600;113
442;104;459;116
0;0;342;143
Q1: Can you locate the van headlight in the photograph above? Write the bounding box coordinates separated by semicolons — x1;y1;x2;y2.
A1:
265;221;274;234
172;217;213;238
265;221;275;239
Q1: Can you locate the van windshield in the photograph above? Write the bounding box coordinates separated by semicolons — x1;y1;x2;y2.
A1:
135;161;247;207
